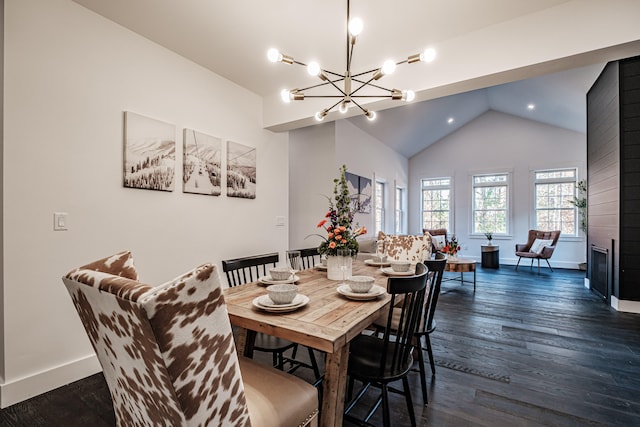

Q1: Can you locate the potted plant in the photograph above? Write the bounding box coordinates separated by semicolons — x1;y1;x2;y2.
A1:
484;232;493;246
569;179;587;270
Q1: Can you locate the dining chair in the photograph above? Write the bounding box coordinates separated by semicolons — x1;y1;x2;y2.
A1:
293;247;321;270
377;231;431;262
62;251;318;426
344;262;428;427
222;253;321;380
372;259;446;405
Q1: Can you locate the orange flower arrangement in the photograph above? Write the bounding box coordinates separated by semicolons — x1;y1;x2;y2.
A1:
313;165;366;256
443;236;461;256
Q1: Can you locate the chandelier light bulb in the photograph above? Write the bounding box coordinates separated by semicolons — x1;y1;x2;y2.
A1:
267;48;281;63
420;47;436;63
381;60;396;76
315;110;328;121
348;17;363;37
403;90;416;102
339;100;349;114
307;61;321;77
365;110;377;121
280;89;291;103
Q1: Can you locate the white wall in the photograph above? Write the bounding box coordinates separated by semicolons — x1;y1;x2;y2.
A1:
2;0;288;406
288;120;408;249
409;110;586;268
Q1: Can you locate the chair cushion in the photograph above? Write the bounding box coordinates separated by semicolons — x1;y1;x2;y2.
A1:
529;238;553;255
239;357;318;427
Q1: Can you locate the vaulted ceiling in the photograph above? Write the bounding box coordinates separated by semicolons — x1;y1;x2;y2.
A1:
72;0;640;157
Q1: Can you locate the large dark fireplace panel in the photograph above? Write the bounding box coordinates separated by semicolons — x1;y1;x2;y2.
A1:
591;246;608;301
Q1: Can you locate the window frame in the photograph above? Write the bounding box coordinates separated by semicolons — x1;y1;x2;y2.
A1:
420;177;453;233
394;185;406;234
471;171;512;237
374;179;386;235
533;167;579;237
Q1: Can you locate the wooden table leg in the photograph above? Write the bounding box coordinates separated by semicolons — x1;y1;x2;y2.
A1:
234;327;256;358
320;345;349;427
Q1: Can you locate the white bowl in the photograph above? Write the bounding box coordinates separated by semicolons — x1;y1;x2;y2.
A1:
346;276;375;293
390;261;411;272
266;284;298;304
372;254;387;263
270;267;292;281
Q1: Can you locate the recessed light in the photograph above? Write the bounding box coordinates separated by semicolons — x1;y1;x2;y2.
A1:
447;117;454;124
527;103;535;111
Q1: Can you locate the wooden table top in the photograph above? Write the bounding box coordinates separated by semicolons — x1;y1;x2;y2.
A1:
223;261;392;354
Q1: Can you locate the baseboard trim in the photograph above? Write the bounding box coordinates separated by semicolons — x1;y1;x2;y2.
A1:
1;354;101;408
611;296;640;314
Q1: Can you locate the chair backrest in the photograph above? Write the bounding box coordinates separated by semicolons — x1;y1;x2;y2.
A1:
420;259;447;334
377;231;431;262
292;247;320;270
379;263;428;375
62;251;251;426
526;229;561;248
222;252;279;286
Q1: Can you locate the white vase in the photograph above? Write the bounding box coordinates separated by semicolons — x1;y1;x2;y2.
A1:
326;255;352;281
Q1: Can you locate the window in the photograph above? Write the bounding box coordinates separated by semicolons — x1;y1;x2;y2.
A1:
421;178;451;231
394;186;405;234
472;173;509;234
374;180;385;234
534;168;577;235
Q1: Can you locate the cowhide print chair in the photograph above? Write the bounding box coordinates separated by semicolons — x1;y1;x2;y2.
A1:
62;251;318;427
377;231;432;263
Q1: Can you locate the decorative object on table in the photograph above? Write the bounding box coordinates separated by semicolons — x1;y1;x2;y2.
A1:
345;171;372;213
267;0;436;122
569;179;587;233
123;111;175;192
337;284;386;301
443;236;461;259
311;165;367;280
285;250;302;275
183;129;222;196
484;232;493;246
226;140;256;199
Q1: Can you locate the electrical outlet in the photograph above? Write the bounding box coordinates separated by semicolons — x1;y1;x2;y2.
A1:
54;212;68;231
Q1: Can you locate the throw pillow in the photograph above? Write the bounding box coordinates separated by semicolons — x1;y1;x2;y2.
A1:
431;235;446;251
529;238;553;255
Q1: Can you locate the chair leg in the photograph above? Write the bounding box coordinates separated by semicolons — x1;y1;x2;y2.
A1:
537;258;541;274
381;384;391;427
307;347;321;382
425;335;436;376
545;258;554;272
402;376;417;427
416;337;429;405
515;256;522;271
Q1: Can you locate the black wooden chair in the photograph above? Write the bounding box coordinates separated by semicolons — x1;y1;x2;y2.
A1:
344;263;428;427
292;247;321;270
414;258;446;404
221;253;321;380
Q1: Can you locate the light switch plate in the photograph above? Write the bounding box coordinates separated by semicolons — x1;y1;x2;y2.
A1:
54;212;68;231
275;216;285;226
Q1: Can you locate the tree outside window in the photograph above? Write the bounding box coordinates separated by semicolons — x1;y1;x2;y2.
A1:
421;178;451;231
535;169;577;235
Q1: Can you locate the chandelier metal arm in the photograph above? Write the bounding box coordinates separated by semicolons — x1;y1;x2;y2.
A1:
298;77;345;93
350;78;394;92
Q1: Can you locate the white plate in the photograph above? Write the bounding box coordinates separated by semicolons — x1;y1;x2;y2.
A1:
381;267;415;276
337;284;386;300
364;259;391;267
252;294;309;312
258;275;300;285
315;264;327;271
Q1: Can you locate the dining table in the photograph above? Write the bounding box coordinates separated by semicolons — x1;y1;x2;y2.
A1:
223;259;393;427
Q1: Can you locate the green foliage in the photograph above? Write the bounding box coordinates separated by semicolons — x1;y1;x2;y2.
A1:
569;179;587;233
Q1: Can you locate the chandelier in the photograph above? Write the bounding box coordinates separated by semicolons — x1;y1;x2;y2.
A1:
267;0;435;122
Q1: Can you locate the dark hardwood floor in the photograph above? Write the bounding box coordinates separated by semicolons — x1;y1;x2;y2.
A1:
3;265;640;426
